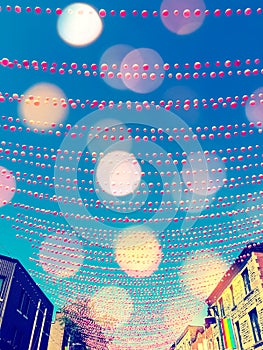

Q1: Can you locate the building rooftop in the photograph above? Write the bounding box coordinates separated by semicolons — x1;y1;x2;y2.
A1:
175;325;204;346
0;254;53;307
206;242;263;305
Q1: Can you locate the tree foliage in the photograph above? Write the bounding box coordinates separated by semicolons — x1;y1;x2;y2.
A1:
59;299;110;350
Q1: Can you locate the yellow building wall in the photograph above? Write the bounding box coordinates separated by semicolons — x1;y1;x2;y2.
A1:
211;252;263;350
175;329;192;350
47;313;65;350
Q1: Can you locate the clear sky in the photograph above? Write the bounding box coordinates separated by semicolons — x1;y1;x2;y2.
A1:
1;0;263;348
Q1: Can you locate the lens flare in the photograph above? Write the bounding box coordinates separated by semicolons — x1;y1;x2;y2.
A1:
57;3;103;46
120;48;164;93
100;45;134;90
115;227;162;278
0;166;16;207
160;0;206;35
95;151;141;197
19;83;68;130
245;87;263;126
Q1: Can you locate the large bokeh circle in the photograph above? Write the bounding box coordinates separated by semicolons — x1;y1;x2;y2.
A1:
57;3;103;46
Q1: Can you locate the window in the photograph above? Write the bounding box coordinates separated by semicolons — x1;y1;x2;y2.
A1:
249;308;262;343
22;294;30;316
17;290;25;312
219;298;225;318
235;321;243;349
17;290;30;316
242;268;251;295
230;285;235;308
0;276;5;296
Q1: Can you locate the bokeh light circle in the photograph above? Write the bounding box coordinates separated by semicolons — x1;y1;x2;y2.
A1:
245;87;263;126
0;166;16;207
57;3;103;46
19;83;68;130
96;151;141;197
92;135;168;215
120;49;164;93
100;45;134;90
160;0;206;35
115;226;162;278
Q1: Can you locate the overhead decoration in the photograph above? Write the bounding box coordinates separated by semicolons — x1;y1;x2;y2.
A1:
88;286;134;330
0;5;262;18
39;233;85;278
245;87;263;125
1;0;263;348
180;254;228;300
1;56;262;84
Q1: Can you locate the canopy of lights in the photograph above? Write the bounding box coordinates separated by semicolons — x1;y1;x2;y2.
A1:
1;0;263;349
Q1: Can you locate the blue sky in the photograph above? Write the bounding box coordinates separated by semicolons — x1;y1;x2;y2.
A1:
1;0;263;347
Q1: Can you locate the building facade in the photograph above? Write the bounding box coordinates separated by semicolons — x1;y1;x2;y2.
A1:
171;324;214;350
48;311;92;350
191;325;214;350
47;312;65;350
206;242;263;350
47;311;89;350
0;254;53;350
172;325;204;350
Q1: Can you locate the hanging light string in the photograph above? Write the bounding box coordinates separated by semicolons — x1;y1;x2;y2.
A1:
0;5;262;18
3;167;263;206
0;116;262;141
13;210;263;252
0;99;263;137
2;165;263;223
0;92;262;114
23;235;261;294
1;136;263;162
7;191;263;238
0;56;262;82
13;195;263;239
14;212;263;268
0;56;260;72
